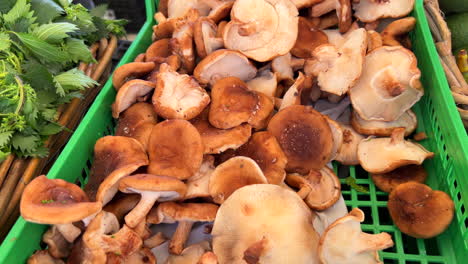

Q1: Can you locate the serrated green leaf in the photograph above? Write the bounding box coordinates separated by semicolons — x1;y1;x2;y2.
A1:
53;68;97;93
0;131;13;147
64;4;96;34
11;134;39;152
38;122;63;136
57;0;72;8
0;150;11;163
15;32;68;62
30;0;64;24
22;61;55;92
2;0;30;23
0;32;11;51
53;78;66;96
64;38;94;63
32;22;77;43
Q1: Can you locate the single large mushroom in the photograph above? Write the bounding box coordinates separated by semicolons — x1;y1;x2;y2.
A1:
212;184;320;263
156;202;219;254
353;0;415;23
318;208;394;263
371;164;427;193
388;182;455;239
334;124;365;165
223;0;299;62
267;105;333;174
112;80;156;118
209;156;268;204
358;128;434;174
112;62;156;90
193;49;257;86
194;17;224;59
153;63;210;120
119;174;187;228
20;176;102;243
349;46;423;121
291;17;329;58
351;109;418;137
148;119;204;179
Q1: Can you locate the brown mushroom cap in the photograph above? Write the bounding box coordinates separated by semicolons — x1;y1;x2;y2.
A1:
358;128;434;174
371;164;427;193
291;17;328;58
381;17;416;47
170;11;199;74
193;49;257;86
318;208;394;263
248;91;275;130
191;108;252;154
351;109;417;137
27;250;64;264
223;0;299;62
353;0;415;23
153;63;210;120
336;0;352;33
112;62;156;90
42;226;72;259
145;38;172;61
112;79;156;118
334;124;364;165
148;119;204;179
267;105;333;174
235;131;288;185
194;17;224;59
388;182;455;239
209;156;268;204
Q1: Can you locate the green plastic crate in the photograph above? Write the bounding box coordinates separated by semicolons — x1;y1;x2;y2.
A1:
1;0;467;263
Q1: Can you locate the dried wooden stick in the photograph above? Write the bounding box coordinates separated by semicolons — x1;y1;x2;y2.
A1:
92;35;117;81
0;204;19;240
0;158;27;220
0;154;15;188
98;38;109;60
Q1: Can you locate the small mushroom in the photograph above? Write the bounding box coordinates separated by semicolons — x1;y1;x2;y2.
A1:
156;202;219;254
185;155;216;200
191;108;252;154
20;175;102;243
305;28;367;96
148;119;204;179
223;0;299;62
349;46;422;121
351;109;417;137
103;194;140;225
209;156;268;204
334;124;365;165
353;0;415;23
267;105;333;174
27;250;64;264
153;8;199;40
388;182;455;239
112;80;156;118
358;128;434;174
112;62;156;90
318;208;394;264
194;49;257;86
212;184;320;264
381;17;416;47
170;10;199;74
194;17;224;58
336;0;352;33
324;117;343;160
367;30;383;53
291;17;329;58
115;102;158;150
246;69;278;97
166;241;211;264
371;164;427;193
153;63;210;120
119;174;187;228
272;53;305;85
42;226;72;259
145;38;172;61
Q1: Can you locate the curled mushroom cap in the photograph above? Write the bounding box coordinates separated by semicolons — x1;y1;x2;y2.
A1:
212;184;320;264
246;69;278;97
148;119;204;179
153;63;210;120
193;49;257;86
371;164;427;193
349;45;422;122
223;0;299;62
112;62;156;90
388;182;454;239
170;11;199;74
306;28;367;96
235;131;288;185
324;117;343;160
351;109;417;137
358;128;434;174
334;124;364;165
267;105;333;174
112;80;156;118
318;208;394;264
292;17;328;58
145;38;172;61
209;156;268;204
194;17;224;58
353;0;415;23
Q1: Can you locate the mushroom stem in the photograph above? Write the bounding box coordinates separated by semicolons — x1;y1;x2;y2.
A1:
124;192;160;228
169;220;195;255
155;12;167;23
55;223;82;243
356;232;394;253
390;128;406;145
238;22;258;37
144;232;167;249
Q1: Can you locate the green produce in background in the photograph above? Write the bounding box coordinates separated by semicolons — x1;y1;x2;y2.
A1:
440;0;468;15
446;12;468;52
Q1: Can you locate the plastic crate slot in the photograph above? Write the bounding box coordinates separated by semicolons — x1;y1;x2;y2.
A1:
377;206;393;225
401;234;420;254
424;237;441;256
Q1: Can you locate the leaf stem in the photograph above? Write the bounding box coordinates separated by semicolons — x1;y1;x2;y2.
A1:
14;76;25;115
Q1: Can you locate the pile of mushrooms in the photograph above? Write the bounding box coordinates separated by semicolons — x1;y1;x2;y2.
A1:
21;0;456;263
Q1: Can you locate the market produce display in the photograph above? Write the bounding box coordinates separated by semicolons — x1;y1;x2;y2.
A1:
15;0;457;263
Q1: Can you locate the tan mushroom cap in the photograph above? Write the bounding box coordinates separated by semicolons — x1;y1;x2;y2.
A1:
148;119;204;180
115;102;158;150
194;17;224;58
112;62;156;90
310;0;335;17
248;91;275;130
349;46;423;122
20;175;102;225
388;182;454;239
358;128;434;174
353;0;415;23
371;164;427;193
198;252;218;264
153;63;210;120
209;156;268;204
112;79;156;118
207;0;234;23
167;0;209;19
223;0;298;62
193;49;257;86
246;69;278;97
191;108;252;154
92;136;148;205
27;250;64;264
351;109;417;137
235;131;288;185
166;241;211;264
267;105;333;174
145;38;172;61
324;117;344;160
318;208;394;264
212;184;320;264
185;155;216;199
306;28;367;96
334;124;364;165
292;17;328;58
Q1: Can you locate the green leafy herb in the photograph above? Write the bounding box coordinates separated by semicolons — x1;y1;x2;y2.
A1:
30;0;64;24
345;177;369;193
32;22;77;43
